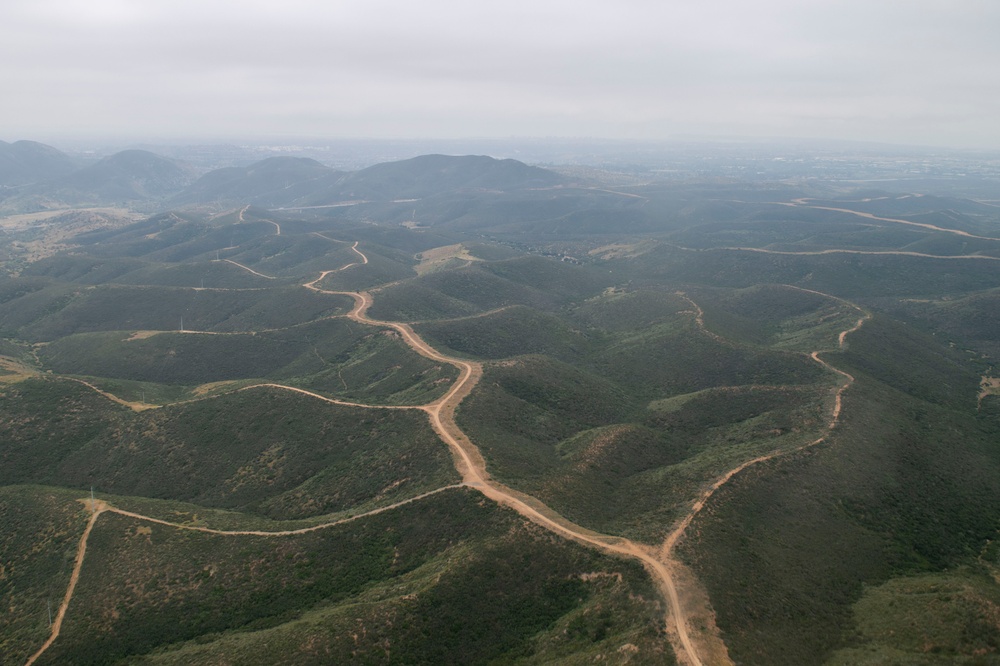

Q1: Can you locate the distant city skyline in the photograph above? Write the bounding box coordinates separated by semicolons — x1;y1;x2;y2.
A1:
3;0;999;149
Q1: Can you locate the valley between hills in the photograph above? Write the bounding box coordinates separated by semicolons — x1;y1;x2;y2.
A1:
4;141;1000;665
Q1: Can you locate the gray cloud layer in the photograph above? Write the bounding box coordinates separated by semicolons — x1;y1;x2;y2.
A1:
3;0;998;147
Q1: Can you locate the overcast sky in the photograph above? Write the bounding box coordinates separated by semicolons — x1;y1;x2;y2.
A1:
2;0;999;148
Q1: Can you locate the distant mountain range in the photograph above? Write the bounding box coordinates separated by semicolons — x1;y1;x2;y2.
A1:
0;145;197;212
39;149;197;204
0;140;567;214
0;140;79;187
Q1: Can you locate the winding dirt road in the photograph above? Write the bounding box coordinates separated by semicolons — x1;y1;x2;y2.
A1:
104;485;463;537
661;292;868;560
707;246;1000;262
217;259;277;280
24;503;107;666
26;240;870;666
62;377;156;412
782;199;1000;242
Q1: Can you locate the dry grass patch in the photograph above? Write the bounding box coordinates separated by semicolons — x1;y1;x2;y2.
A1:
413;244;482;275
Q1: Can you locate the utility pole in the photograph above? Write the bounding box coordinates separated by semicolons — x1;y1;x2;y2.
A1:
47;599;52;627
180;316;184;331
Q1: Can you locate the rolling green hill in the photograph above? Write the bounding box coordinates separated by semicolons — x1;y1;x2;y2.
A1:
0;282;352;341
35;318;457;404
0;379;456;519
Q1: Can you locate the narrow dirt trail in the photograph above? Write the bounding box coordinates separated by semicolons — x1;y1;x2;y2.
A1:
233;205;280;233
237;382;426;410
779;200;1000;242
674;291;727;345
104;484;463;537
24;502;107;666
705;245;1000;262
62;377;157;412
217;259;277;279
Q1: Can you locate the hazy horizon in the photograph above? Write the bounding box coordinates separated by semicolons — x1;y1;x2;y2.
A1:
4;1;999;150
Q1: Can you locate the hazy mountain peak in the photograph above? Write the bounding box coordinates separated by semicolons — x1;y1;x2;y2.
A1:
0;139;78;186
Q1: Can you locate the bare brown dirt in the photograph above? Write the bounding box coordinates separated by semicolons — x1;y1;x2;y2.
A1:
979;376;1000;409
0;357;38;384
